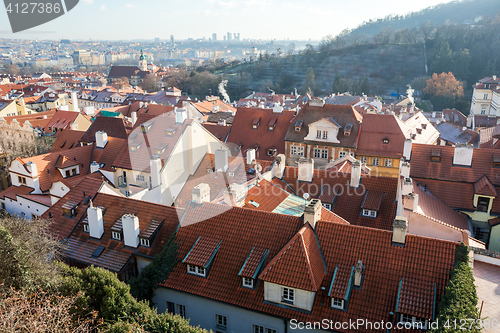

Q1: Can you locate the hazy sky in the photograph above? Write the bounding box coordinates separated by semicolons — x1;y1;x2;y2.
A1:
0;0;455;41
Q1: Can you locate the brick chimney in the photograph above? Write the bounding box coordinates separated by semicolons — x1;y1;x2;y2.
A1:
453;143;473;166
298;157;314;182
354;260;364;287
87;205;104;239
192;183;210;204
392;216;408;245
122;214;140;248
304;199;322;229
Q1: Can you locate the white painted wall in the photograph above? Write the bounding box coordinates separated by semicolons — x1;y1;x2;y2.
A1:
49;181;70;205
4;195;49;220
264;282;316;312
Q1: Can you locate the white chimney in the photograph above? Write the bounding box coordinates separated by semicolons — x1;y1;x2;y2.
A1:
150;155;162;188
25;161;37;176
453;143;473;166
309;99;325;107
403;138;412;161
83;106;95;115
402;177;413;196
90;161;99;173
273;103;283;114
400;161;410;178
95;131;108;148
87;206;104;239
392;216;408;245
224;183;247;207
273;154;286;179
246;148;256;165
131;111;138;126
303;199;322;229
71;91;78;111
351;160;361;188
175;108;188;124
59;105;69;111
212;105;220;113
139;102;143;108
215;149;229;172
298;158;314;182
192;183;210;204
403;193;419;212
122;214;140;248
354;260;364;287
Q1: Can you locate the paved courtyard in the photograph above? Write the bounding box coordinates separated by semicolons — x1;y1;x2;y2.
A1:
474;260;500;332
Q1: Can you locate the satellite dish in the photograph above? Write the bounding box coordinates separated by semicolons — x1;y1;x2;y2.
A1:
303;193;310;200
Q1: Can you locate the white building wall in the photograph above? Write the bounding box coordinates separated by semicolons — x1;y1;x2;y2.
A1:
264;282;316;312
4;195;49;219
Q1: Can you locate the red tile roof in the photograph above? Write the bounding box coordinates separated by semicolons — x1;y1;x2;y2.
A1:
259;224;327;291
0;185;33;201
50;129;85;152
281;167;398;230
44;110;80;131
356;114;407;158
239;247;268;279
161;202;457;330
79;116;130;143
3;110;56;129
361;191;385;211
474;175;497;197
183;236;221;267
398;277;435;319
227;107;295;161
202;123;230;142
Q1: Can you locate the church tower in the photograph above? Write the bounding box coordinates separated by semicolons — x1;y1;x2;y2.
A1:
138;49;147;71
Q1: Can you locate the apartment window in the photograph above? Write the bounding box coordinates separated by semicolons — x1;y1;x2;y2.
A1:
254;326;277;333
400;314;428;330
484;93;489;99
339;151;347;158
136;174;145;182
242;277;254;288
166;301;175;314
360;156;367;164
112;231;121;240
71;168;77;175
477;197;490;212
65;170;70;177
385;159;392;167
331;298;345;310
187;264;206;277
322;131;328;139
321;149;328;159
83;224;89;232
140;238;150;247
177;304;186;318
282;287;294;303
481;108;486;115
1;202;5;210
290;146;304;157
372;157;379;166
18;176;27;185
323;203;332;210
125;190;130;197
316;130;321;139
314;148;321;158
362;209;377;218
216;314;227;330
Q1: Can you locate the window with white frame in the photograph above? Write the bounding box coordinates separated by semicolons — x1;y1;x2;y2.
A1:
177;304;186;318
362;209;377;218
331;298;345;310
166;301;175;314
216;314;227;330
140;238;150;247
316;130;321;139
242;277;254;288
321;149;328;159
339;151;347;158
282;287;294;303
385;159;392;167
481;107;486;115
290;146;304;157
136;174;145;182
360;156;367;164
187;264;206;277
372;157;379;166
83;224;89;232
323;203;332;210
253;325;277;333
400;314;428;330
314;148;321;158
484;93;489;99
322;130;328;139
112;231;121;240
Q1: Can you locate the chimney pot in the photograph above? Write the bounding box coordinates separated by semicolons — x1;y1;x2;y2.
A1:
95;131;108;149
273;154;286;179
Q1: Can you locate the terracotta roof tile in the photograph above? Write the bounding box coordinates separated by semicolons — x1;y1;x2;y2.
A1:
0;185;33;201
474;175;497;197
361;191;385;211
50;129;84;152
398;277;435;319
80;117;130;143
183;236;221;268
239;247;268;279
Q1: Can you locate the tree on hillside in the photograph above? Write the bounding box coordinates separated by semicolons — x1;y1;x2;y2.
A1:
361;75;371;95
419;20;435;42
5;64;20;76
332;75;349;94
302;67;315;95
112;76;129;90
432;42;454;74
140;74;162;93
424;72;464;110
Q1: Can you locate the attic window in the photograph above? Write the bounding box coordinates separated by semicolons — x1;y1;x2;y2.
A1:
83;223;89;232
362;209;377;218
139;237;150;247
267;148;277;156
268;118;277;131
154;144;168;155
242;277;254;288
382;138;389;144
129;143;141;151
331;298;345;310
344;123;353;136
416;128;422;134
140;121;153;133
422;123;427;129
112;231;122;240
61;201;78;218
399;314;429;330
431;149;441;162
252;117;261;129
165;128;176;136
411;134;416;140
493;154;500;167
187;264;206;277
294;120;303;132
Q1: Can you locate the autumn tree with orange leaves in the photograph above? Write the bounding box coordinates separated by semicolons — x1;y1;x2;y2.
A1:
423;72;465;110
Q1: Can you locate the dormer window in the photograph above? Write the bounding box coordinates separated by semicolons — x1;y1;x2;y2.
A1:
344;123;352;136
431;149;441;162
242;277;254;288
268;117;277;131
477;197;490;212
112;231;122;240
140;237;150;247
165;128;176;136
399;314;428;330
282;287;294;304
382;137;389;144
252;117;261;129
362;209;377;217
83;223;89;232
62;201;77;218
493;154;500;167
331;298;345;310
294;120;303;132
18;176;27;185
187;264;206;277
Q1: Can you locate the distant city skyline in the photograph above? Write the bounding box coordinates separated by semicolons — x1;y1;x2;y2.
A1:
0;0;455;41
